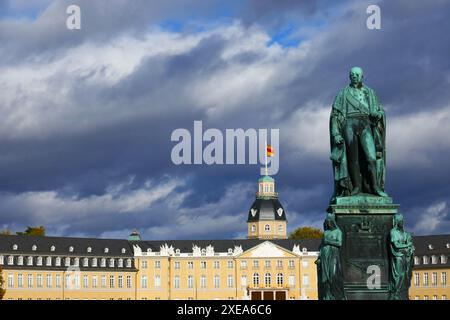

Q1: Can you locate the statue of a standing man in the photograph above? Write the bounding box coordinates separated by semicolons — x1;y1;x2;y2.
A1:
330;67;388;202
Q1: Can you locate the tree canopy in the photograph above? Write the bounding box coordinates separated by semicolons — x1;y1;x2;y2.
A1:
16;226;46;237
288;226;323;240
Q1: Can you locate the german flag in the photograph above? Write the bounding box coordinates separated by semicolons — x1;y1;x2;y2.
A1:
267;145;274;157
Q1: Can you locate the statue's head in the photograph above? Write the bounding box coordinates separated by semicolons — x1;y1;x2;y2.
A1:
349;67;364;86
393;213;404;229
324;213;337;230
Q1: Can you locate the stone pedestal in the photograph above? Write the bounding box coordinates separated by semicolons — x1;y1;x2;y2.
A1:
328;195;399;300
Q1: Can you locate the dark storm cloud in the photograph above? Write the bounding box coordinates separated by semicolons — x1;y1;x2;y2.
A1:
0;0;449;238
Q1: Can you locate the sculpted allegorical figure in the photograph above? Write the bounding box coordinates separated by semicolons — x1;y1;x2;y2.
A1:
315;213;346;300
330;67;388;202
389;213;414;300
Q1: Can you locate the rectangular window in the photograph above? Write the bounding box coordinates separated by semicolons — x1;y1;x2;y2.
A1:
288;260;295;268
56;274;61;288
188;276;194;288
442;295;447;300
201;261;207;269
109;275;115;288
93;275;98;288
253;260;259;268
241;276;247;286
302;260;309;268
8;274;14;288
433;295;438;300
227;261;233;269
264;260;270;268
46;274;52;288
414;273;420;286
28;274;33;288
65;274;70;288
174;261;180;269
36;274;42;288
101;275;106;288
200;275;206;288
84;275;89;288
424;273;429;286
0;255;3;265
154;275;161;288
188;261;194;269
277;260;283;268
214;276;220;288
174;276;180;289
18;274;23;288
240;261;247;269
227;275;234;288
74;274;80;289
141;275;148;288
303;274;309;287
142;260;147;269
214;261;220;269
155;260;161;269
127;275;132;288
288;275;295;287
432;272;437;286
118;275;123;288
441;272;447;286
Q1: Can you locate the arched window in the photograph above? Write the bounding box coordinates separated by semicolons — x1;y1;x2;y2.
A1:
265;224;270;232
432;255;438;264
50;246;55;252
104;247;109;253
118;259;123;268
251;224;256;233
277;273;284;286
101;258;106;267
83;258;89;267
109;258;115;267
126;259;132;268
37;256;43;266
423;256;429;264
441;255;447;264
87;247;92;253
69;246;74;252
253;273;260;287
414;256;420;265
17;256;23;265
46;256;52;266
8;256;14;265
27;256;33;266
265;273;271;287
74;257;79;266
32;245;37;251
12;244;18;251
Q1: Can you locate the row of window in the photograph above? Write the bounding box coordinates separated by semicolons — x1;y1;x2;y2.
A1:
250;224;284;233
0;255;132;268
414;255;448;265
413;272;447;287
414;295;447;300
140;259;302;270
9;244;127;254
138;273;307;289
7;273;133;289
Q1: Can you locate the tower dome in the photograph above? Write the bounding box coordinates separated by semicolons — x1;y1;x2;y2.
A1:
247;174;287;239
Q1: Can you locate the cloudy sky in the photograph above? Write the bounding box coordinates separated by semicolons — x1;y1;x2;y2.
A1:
0;0;449;240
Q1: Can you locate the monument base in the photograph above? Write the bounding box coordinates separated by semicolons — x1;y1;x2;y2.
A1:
328;195;399;300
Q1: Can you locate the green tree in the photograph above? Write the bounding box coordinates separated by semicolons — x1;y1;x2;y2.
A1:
16;226;46;237
0;266;6;300
289;226;323;240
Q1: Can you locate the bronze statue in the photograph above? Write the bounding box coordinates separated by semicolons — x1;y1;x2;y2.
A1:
330;67;388;202
315;213;346;300
389;213;414;300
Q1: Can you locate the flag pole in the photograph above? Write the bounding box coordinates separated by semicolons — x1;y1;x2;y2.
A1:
265;140;268;176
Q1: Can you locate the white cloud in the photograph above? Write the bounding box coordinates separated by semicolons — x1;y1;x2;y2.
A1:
413;201;448;234
0;177;184;225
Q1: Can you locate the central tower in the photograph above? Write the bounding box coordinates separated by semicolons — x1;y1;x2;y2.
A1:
247;174;287;239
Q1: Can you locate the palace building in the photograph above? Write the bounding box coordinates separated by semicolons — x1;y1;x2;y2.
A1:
0;174;449;300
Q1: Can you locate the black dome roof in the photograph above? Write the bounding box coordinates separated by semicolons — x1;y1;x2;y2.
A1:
247;198;287;222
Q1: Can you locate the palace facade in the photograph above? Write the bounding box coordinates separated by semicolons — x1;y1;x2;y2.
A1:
0;175;449;300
